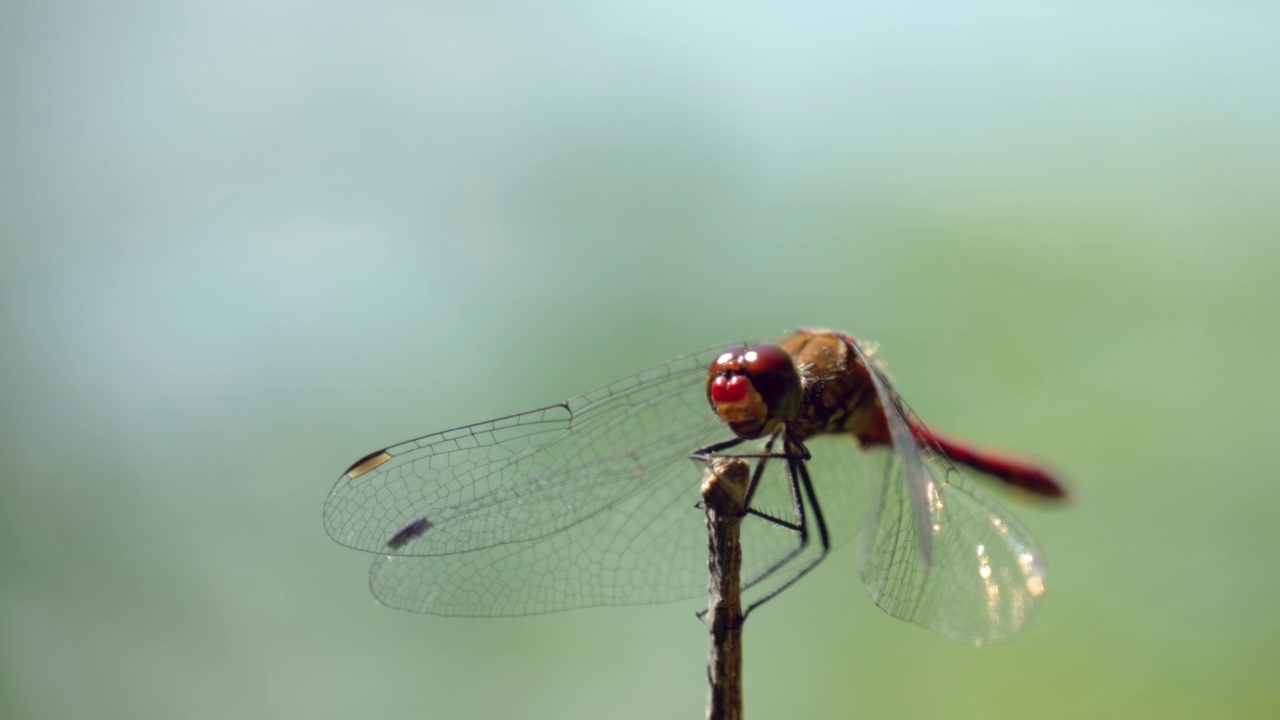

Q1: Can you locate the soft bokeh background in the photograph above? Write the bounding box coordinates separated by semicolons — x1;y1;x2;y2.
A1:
3;2;1277;718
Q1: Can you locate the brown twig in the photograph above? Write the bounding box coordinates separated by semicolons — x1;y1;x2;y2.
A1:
702;457;749;720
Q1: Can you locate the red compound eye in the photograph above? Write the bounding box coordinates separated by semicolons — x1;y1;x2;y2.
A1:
710;373;749;403
739;344;802;422
739;344;792;381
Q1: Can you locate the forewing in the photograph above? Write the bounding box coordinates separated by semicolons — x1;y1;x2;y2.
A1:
367;428;874;616
368;450;718;615
324;345;730;559
851;342;1048;644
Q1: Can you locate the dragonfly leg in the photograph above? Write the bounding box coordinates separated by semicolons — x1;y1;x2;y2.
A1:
694;430;827;620
695;433;804;622
707;429;809;532
736;435;809;601
691;432;797;467
742;447;831;617
694;432;794;517
740;432;778;509
690;437;746;461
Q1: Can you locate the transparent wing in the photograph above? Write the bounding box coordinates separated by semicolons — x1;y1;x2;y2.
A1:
324;345;729;557
364;431;870;616
325;341;869;616
850;342;1048;644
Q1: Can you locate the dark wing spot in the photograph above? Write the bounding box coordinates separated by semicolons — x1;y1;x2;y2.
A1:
386;516;433;549
345;450;393;479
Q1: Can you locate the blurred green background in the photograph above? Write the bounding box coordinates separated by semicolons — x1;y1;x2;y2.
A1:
3;2;1277;718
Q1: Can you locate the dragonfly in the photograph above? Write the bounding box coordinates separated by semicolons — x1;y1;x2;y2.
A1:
323;328;1065;644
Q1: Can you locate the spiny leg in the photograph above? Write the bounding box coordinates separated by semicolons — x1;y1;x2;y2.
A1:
743;448;832;617
735;434;815;616
690;436;746;461
691;429;832;616
694;432;793;520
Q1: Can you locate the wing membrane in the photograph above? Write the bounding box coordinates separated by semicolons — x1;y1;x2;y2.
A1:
323;346;728;557
366;431;872;616
851;341;1047;644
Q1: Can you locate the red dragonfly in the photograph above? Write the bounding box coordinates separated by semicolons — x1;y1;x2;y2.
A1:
324;328;1065;643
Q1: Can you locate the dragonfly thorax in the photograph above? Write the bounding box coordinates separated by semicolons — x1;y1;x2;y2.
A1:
777;329;889;445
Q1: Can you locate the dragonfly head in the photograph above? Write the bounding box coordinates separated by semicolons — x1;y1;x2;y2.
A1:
706;344;802;440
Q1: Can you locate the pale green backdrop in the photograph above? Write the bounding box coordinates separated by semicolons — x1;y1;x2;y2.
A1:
2;2;1277;718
